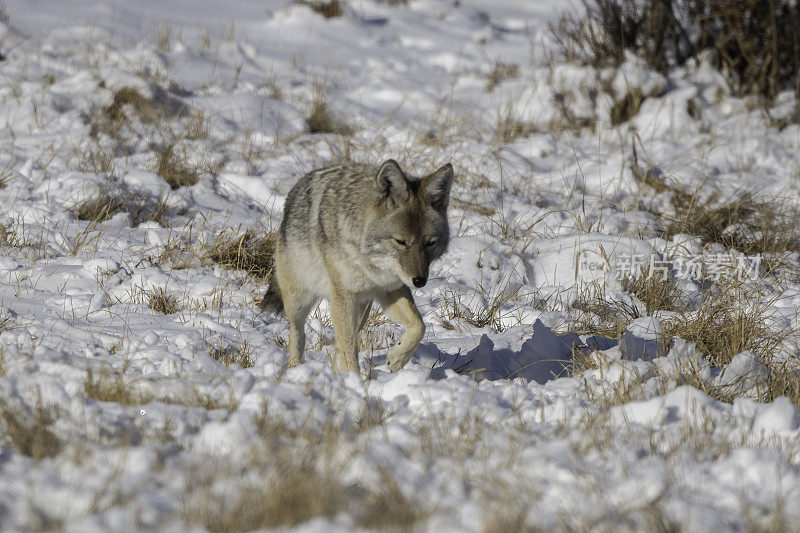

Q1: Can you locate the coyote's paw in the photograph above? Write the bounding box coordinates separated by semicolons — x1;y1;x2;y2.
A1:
387;348;413;372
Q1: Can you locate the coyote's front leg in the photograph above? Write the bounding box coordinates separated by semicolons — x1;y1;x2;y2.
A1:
378;286;425;372
329;282;361;373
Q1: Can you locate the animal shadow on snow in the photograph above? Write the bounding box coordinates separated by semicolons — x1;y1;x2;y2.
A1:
414;319;665;384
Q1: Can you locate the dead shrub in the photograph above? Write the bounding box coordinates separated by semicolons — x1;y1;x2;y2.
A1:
552;0;800;102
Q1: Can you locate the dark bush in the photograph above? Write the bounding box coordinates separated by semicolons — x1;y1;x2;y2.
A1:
552;0;800;101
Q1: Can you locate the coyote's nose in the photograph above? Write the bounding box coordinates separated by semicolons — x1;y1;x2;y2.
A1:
412;276;427;288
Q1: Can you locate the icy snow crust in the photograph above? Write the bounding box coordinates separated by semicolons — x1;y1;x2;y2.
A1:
0;0;799;530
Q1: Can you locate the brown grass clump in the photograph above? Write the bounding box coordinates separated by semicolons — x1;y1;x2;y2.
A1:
183;404;342;531
352;467;432;531
621;267;682;315
486;61;520;91
663;285;779;367
210;341;255;368
74;190;172;227
161;386;239;412
570;285;642;338
148;287;181;314
296;0;344;18
758;362;800;409
609;88;644;126
183;473;341;532
496;114;536;144
74;190;128;223
667;193;800;274
155;142;199;189
0;397;62;460
548;90;597;135
207;227;275;279
103;88;158;123
84;366;154;406
631;146;800;275
306;99;352;135
436;285;523;332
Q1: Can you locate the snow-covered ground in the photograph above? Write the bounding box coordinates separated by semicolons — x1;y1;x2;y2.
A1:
1;0;800;530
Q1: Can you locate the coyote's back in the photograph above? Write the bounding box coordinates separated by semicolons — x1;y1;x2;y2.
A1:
263;159;454;373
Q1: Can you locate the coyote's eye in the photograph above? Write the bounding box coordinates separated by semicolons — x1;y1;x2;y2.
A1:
394;238;407;246
425;239;437;247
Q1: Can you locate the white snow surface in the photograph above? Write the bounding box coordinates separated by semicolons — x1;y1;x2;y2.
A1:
0;0;798;531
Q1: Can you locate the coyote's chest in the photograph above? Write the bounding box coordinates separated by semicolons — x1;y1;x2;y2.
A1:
338;243;404;295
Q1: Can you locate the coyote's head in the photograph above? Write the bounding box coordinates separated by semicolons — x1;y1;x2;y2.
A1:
364;159;454;289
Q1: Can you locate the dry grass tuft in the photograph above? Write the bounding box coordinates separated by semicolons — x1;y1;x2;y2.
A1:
353;467;432;531
610;88;644;126
84;366;154;406
74;190;127;223
207;227;275;279
570;286;642;338
758;362;800;409
548;89;597;135
210;341;255;368
306;98;352;135
296;0;344;18
183;404;342;531
496;114;536;144
0;397;62;460
155;142;199;189
621;267;682;315
183;473;341;532
103;87;157;124
663;285;779;367
667;193;800;274
99;86;188;129
486;61;520;91
162;386;238;412
148;287;181;314
74;189;172;227
436;285;523;332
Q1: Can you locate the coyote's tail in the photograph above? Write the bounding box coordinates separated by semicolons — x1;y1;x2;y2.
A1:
260;263;284;316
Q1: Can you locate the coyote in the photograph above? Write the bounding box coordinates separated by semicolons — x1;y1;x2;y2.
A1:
262;159;454;373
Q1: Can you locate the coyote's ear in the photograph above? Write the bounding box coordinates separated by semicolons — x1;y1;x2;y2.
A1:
421;163;454;211
376;159;410;206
